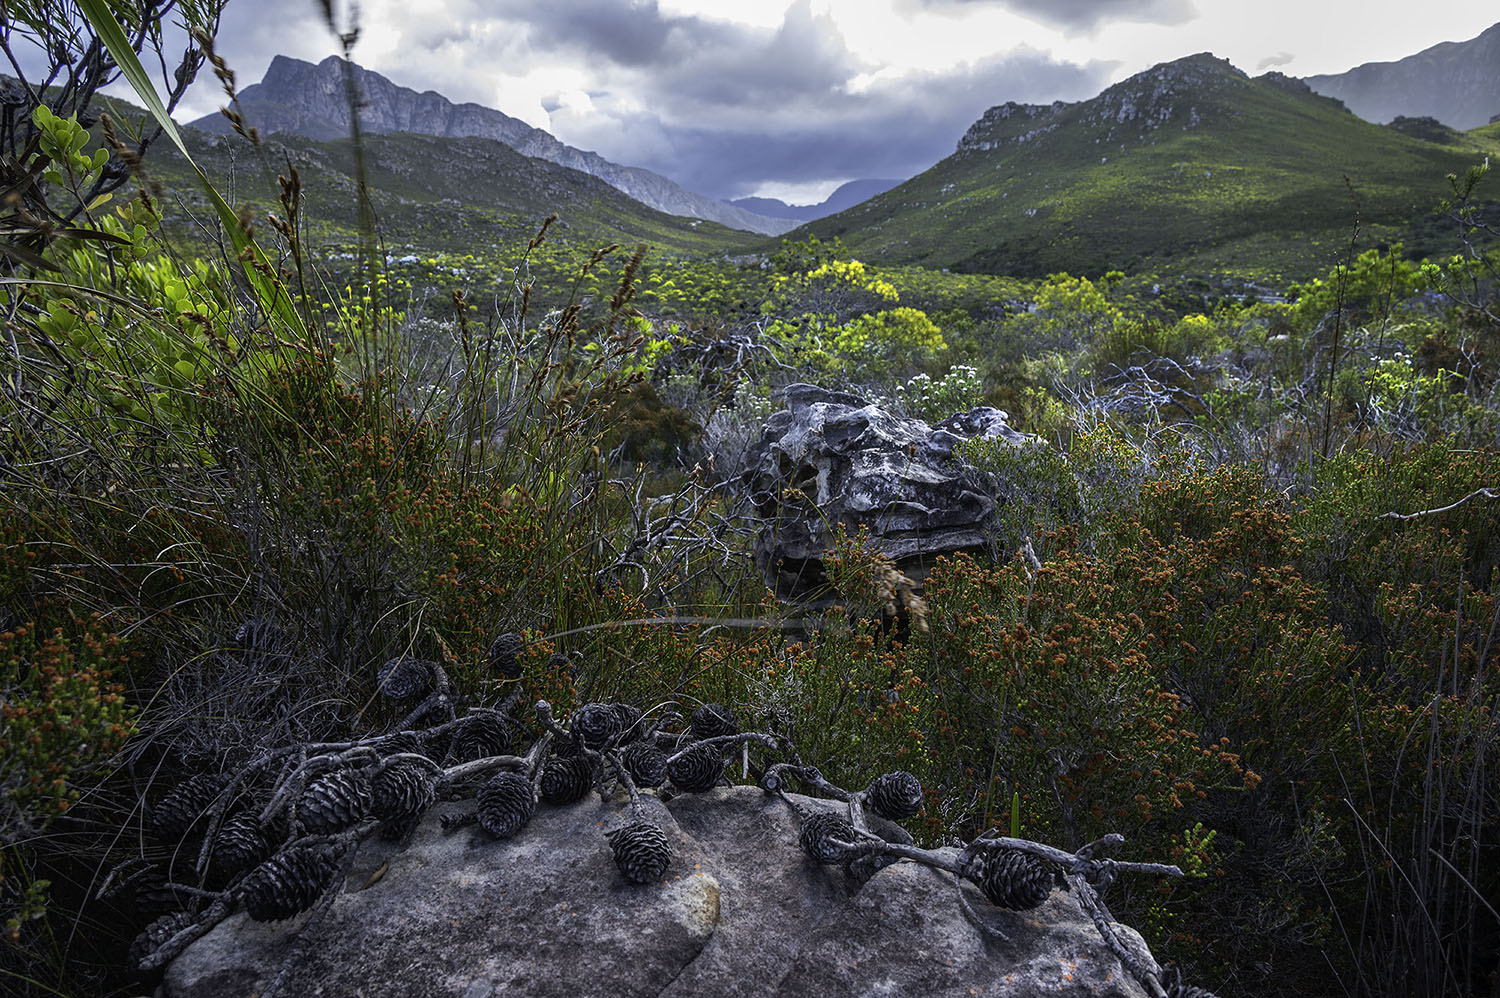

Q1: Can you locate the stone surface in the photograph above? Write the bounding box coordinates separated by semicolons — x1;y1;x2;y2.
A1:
775;848;1148;998
164;794;718;998
741;384;1033;598
163;788;1148;998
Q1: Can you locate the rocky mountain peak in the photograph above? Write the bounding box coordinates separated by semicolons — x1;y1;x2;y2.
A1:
189;56;794;236
1086;53;1248;135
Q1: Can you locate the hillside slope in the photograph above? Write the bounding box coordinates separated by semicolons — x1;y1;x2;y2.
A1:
796;54;1497;280
189;55;796;237
148;121;756;258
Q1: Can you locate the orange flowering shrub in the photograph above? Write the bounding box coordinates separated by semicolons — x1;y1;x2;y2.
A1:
1;612;136;945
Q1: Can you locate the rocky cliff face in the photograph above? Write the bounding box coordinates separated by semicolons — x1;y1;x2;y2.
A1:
189;56;795;236
1304;21;1500;130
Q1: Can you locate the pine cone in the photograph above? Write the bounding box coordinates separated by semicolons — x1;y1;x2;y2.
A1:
666;743;723;793
296;768;372;835
151;772;222;841
607;820;672;884
375;656;433;701
377;730;428;758
129;911;196;970
571;702;624;750
867;771;924;821
210;810;273;880
622;741;668;788
371;757;438;826
690;703;738;740
476;771;535;839
240;844;340;922
539;757;593;805
978;848;1053;910
488;632;524;678
798;810;857;865
449;711;511;763
133;867;198;917
610;703;645;744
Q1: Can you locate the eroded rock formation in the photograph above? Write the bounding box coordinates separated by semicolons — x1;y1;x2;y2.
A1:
741;384;1033;599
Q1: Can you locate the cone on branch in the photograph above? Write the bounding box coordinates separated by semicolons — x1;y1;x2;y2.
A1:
690;703;737;740
977;848;1054;911
607;820;672;884
240;843;341;922
371;757;438;826
666;743;723;793
151;772;222;842
129;911;196;970
488;632;524;679
476;771;535;839
571;702;628;750
376;656;433;701
449;712;511;763
622;741;668;788
867;771;924;821
296;768;372;835
798;811;857;865
539;756;593;806
209;810;274;880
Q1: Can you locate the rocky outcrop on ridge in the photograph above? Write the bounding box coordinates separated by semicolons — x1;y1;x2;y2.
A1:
187;56;796;236
742;384;1033;600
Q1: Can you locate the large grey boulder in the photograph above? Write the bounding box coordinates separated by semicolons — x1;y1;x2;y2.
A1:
162;787;1148;998
741;384;1034;599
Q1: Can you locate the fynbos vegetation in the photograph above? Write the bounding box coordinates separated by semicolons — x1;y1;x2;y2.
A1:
2;4;1497;997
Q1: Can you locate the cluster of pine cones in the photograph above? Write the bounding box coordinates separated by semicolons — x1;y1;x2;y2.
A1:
128;639;792;971
129;633;1209;996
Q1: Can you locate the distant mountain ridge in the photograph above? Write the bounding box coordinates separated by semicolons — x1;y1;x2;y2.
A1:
730;179;903;222
1303;22;1500;130
798;52;1500;279
187;55;795;236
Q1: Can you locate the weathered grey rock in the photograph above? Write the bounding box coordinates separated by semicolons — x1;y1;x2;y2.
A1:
774;848;1148;998
163;794;719;998
162;788;1148;998
659;790;907;997
741;384;1033;598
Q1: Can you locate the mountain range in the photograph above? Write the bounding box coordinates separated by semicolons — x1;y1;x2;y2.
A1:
1305;22;1500;130
187;55;798;237
730;180;903;223
166;25;1500;283
794;53;1500;279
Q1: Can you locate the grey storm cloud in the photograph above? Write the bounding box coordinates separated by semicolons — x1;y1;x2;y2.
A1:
489;0;728;68
908;0;1197;33
495;0;863;106
1256;51;1295;70
550;48;1116;198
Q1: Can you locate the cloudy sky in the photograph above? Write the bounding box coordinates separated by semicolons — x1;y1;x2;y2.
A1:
171;0;1496;203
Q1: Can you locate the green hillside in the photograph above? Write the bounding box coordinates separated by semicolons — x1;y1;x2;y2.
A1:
797;54;1499;281
130;110;756;260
